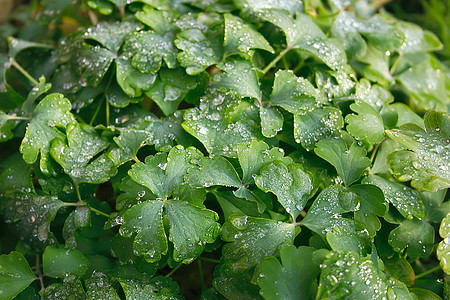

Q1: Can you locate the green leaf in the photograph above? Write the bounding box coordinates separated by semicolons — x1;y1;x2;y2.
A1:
75;45;115;87
124;31;178;74
135;5;176;34
356;43;392;85
397;57;448;110
7;37;52;59
396;21;443;54
331;12;404;57
258;246;320;299
50;123;117;184
21;76;52;116
145;68;197;116
294;106;344;151
349;184;388;237
386;111;450;192
43;245;89;278
302;185;361;237
354;79;393;112
62;206;91;248
345;102;385;144
223;13;273;57
317;250;414;299
212;57;261;100
260;106;283;138
237;140;292;184
175;28;218;75
119;200;167;262
315;139;371;187
261;10;347;70
165;199;220;263
235;0;302;16
0;251;35;300
0;191;63;251
116;56;156;98
20;93;76;175
383;256;415;287
113;127;149;162
381;103;425;129
182;88;260;158
255;161;312;219
0;111;16;142
222;215;295;273
106;78;142;108
118;276;181;299
83;20;139;53
326;226;368;254
422;189;450;223
269;70;324;114
41;275;85;300
128;145;203;199
388;218;435;259
437;213;450;275
214;265;263;300
86;271;120;300
186;155;242;188
213;191;261;220
0;153;34;193
363;174;425;220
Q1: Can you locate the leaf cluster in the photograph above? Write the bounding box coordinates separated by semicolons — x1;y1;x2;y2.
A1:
0;0;449;299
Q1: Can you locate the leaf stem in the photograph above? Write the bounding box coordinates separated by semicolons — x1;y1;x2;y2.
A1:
7;115;32;121
415;265;442;279
370;137;387;163
198;260;206;291
75;182;83;203
89;97;104;126
35;254;45;291
165;264;182;277
389;54;403;75
89;206;110;218
106;99;110;127
262;46;292;75
10;59;39;86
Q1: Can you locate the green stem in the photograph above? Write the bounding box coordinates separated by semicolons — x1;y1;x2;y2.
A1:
262;47;292;75
389;54;403;75
198;260;206;291
415;265;442;280
35;254;45;291
89;97;104;126
106;99;110;127
75;182;82;203
198;257;221;264
89;206;110;218
10;59;39;86
7;116;32;121
165;264;182;277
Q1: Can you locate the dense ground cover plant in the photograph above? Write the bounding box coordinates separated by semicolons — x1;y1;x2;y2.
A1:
0;0;449;298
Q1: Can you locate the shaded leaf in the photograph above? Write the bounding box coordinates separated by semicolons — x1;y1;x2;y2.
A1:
0;251;35;300
75;45;115;87
118;276;181;299
41;275;85;300
258;246;320;299
116;56;156;98
0;191;63;251
260;106;283;138
86;271;120;300
388;218;435;259
315;139;371;187
145;68;197;116
83;20;139;53
222;215;295;273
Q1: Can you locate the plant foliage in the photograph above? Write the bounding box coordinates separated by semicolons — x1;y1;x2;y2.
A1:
0;0;449;299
